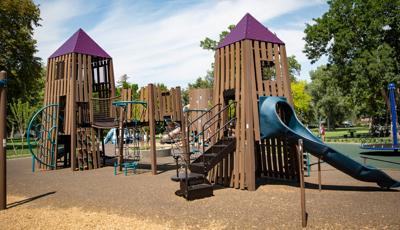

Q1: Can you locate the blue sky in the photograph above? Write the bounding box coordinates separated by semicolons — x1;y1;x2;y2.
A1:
33;0;328;87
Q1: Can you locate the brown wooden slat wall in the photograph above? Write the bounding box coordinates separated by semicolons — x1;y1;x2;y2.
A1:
138;86;182;122
211;39;297;190
188;88;212;132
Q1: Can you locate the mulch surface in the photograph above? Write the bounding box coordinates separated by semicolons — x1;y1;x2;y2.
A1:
1;156;400;229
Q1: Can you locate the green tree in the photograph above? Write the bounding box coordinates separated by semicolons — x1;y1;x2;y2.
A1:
9;99;36;154
308;66;349;130
116;74;139;99
291;81;312;122
155;83;168;92
0;0;44;104
287;55;301;82
304;0;400;120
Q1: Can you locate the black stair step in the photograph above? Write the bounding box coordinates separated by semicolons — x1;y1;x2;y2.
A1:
189;162;207;173
186;183;213;200
191;162;205;166
203;153;218;158
170;172;204;182
211;144;228;148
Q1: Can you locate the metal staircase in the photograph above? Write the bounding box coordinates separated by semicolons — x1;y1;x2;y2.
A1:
171;102;236;200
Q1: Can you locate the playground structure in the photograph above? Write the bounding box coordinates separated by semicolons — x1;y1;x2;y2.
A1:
27;29;183;174
23;14;399;203
171;13;399;200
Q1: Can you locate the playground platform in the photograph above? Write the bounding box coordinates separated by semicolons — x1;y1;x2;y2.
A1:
1;155;399;229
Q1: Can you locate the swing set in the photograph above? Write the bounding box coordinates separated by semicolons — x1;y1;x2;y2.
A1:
360;83;400;152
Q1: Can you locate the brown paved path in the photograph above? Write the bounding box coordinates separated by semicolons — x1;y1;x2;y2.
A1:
1;157;400;229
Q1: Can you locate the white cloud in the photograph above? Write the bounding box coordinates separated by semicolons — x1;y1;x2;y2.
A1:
34;0;99;60
34;0;325;86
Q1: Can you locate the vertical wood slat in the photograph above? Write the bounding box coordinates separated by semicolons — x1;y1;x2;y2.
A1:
239;41;246;189
229;44;235;89
243;40;256;190
71;54;77;170
176;87;182;121
220;47;225;107
248;41;261;142
224;46;229;90
267;42;273;62
276;137;284;178
273;44;283;96
260;42;267;60
233;42;241;188
64;55;70;134
280;45;293;104
254;41;264;97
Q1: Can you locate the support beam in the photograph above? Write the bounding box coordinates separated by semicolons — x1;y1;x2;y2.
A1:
71;54;77;171
148;84;157;175
318;157;322;191
296;139;307;228
243;40;256;190
0;71;7;210
118;107;124;171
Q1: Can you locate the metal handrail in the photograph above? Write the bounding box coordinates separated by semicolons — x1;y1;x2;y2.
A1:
199;101;237;174
202;102;237;134
186;103;222;153
188;103;221;128
202;117;237;154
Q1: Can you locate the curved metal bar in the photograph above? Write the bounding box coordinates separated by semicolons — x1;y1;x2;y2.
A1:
26;104;59;169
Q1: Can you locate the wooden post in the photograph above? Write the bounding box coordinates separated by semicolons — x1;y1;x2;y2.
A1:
318;157;322;191
243;40;256;191
118;107;124;171
148;84;157;175
0;71;7;210
296;139;307;228
71;54;77;171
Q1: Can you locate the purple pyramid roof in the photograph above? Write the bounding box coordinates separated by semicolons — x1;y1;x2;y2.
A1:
217;13;284;48
49;28;111;59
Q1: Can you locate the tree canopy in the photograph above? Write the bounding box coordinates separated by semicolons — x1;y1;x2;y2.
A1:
0;0;44;104
304;0;400;120
308;65;349;129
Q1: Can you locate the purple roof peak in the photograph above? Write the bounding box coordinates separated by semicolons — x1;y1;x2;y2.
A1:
217;13;284;48
49;28;111;59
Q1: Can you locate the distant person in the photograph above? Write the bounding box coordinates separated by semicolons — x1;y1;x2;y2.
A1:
319;124;326;142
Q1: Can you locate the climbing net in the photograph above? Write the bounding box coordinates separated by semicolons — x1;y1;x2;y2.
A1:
112;101;147;162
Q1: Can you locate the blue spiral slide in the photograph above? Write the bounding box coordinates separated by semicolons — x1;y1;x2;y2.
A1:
259;96;399;189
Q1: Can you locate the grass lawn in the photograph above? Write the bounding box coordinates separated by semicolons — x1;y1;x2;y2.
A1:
310;126;392;143
6;139;33;159
6;149;31;159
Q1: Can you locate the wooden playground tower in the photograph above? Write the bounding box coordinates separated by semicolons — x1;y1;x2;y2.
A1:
173;13;298;199
31;28;184;173
39;28;116;171
211;13;296;190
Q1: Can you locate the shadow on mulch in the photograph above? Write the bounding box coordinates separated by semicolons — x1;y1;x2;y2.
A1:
255;177;398;192
7;191;56;209
102;156;177;175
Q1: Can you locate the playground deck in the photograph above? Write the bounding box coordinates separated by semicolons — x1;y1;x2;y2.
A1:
1;156;399;229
